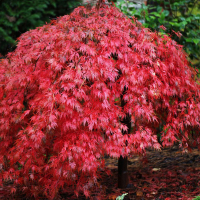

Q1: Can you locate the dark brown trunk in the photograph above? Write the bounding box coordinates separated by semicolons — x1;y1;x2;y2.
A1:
118;87;132;188
118;156;129;188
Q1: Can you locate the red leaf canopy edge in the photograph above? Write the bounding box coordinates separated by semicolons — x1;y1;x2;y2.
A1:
0;3;199;199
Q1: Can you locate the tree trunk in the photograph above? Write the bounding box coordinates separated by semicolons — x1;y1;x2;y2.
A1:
118;88;132;188
118;156;129;188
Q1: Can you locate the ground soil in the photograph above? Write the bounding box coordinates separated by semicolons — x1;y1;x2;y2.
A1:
101;144;200;200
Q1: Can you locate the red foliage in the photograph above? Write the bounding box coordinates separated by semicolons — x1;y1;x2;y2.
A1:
0;2;200;199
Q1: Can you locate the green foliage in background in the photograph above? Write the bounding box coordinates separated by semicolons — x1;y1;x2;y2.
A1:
116;0;200;69
193;196;200;200
0;0;81;56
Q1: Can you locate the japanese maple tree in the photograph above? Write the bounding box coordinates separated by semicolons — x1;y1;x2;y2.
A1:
0;0;200;199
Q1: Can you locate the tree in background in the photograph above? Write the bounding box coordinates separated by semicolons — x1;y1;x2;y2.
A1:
0;1;200;199
0;0;81;56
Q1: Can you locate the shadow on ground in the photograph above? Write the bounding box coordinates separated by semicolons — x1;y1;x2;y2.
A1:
102;144;200;200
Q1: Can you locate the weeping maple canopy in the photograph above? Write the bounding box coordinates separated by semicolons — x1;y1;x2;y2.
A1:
0;2;200;199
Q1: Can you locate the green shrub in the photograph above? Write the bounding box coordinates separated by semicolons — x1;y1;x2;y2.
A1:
193;196;200;200
0;0;81;56
116;0;200;69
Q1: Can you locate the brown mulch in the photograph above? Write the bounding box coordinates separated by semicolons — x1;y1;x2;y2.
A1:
101;145;200;200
